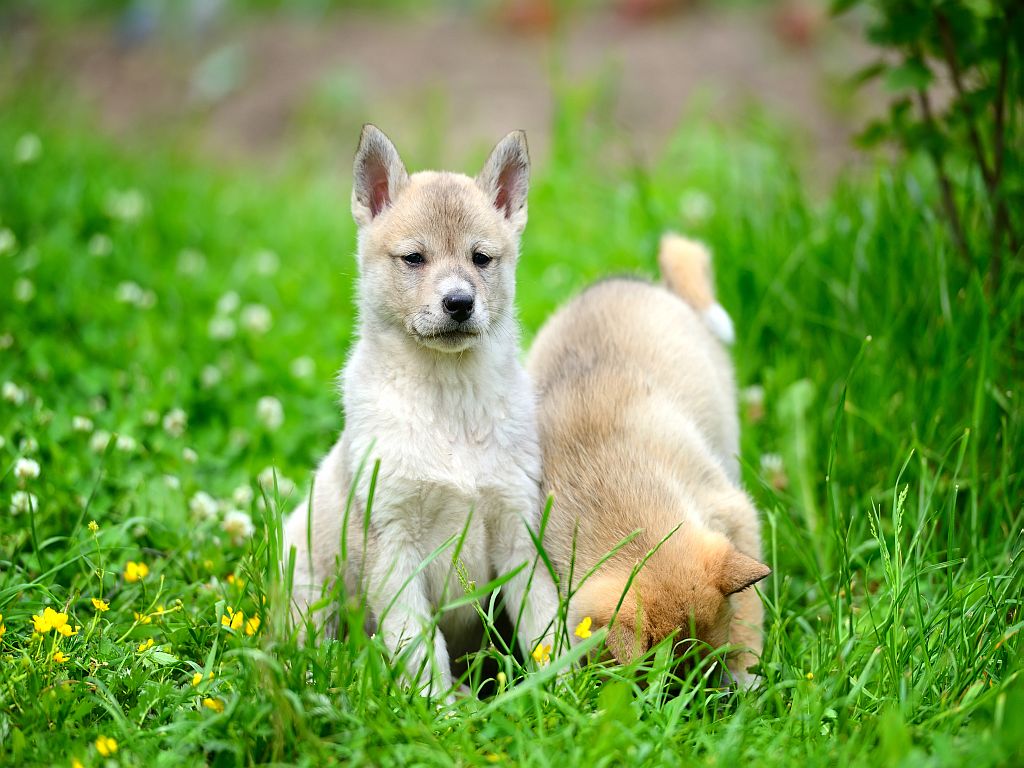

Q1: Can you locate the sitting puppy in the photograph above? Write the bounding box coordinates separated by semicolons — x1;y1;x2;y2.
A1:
527;233;770;686
283;125;558;697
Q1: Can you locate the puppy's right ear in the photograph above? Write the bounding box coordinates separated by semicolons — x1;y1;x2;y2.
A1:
352;124;409;228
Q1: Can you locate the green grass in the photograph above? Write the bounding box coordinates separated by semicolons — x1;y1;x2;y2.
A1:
0;88;1021;767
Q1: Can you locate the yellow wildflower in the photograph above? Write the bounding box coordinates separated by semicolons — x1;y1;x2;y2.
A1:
88;520;99;533
532;642;551;665
133;611;152;625
202;697;225;713
575;616;593;639
32;607;70;634
53;649;70;663
91;597;109;612
0;614;6;640
72;759;84;768
124;561;149;583
191;670;215;687
95;736;118;757
244;615;260;636
221;607;244;631
137;638;154;652
57;622;80;637
805;672;814;681
227;574;246;588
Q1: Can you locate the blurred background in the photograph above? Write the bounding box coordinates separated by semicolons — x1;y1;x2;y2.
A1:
0;0;876;183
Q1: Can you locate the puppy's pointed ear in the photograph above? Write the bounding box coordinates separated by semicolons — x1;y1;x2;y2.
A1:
352;124;409;228
476;130;530;233
718;549;771;596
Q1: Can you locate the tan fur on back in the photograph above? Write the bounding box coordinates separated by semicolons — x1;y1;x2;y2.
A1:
528;238;769;684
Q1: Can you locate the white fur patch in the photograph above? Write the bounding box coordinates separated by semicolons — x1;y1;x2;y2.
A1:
702;303;735;345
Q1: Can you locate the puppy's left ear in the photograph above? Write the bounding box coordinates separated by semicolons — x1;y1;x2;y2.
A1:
476;130;530;234
718;549;771;596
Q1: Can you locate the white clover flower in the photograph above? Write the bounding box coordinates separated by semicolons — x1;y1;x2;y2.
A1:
90;430;112;453
177;248;206;275
208;316;236;341
72;415;94;433
232;484;255;506
89;395;107;413
14;457;40;481
290;356;315;379
760;453;789;491
240;304;272;335
257;466;295;498
256;396;284;431
14;133;42;164
162;408;188;437
2;381;26;405
221;509;255;545
115;281;156;309
19;437;38;454
216;291;240;315
141;409;160;426
252;249;279;275
105;188;147;223
200;365;222;389
10;490;38;515
741;385;766;423
163;474;181;490
0;333;12;350
0;228;16;256
115;434;137;453
14;277;35;303
183;447;198;464
190;491;219;520
116;281;142;303
88;233;113;257
679;189;715;226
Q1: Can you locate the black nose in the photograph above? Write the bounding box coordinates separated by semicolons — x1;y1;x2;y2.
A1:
442;292;474;323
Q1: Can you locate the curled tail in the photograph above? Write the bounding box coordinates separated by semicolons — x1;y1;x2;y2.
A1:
657;232;735;345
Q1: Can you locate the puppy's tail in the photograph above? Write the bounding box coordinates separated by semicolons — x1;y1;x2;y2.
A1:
657;232;735;345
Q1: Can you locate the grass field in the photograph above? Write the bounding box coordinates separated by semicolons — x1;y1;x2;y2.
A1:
1;83;1022;767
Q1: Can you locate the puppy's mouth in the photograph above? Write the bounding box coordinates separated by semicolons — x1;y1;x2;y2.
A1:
410;323;483;351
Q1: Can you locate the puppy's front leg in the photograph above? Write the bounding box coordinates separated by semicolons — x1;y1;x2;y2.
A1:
492;509;560;660
368;535;453;698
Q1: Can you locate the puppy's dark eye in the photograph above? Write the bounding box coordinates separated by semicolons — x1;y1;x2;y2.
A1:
402;253;425;266
472;252;492;267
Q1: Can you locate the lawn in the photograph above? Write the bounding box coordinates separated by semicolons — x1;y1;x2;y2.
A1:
0;82;1021;766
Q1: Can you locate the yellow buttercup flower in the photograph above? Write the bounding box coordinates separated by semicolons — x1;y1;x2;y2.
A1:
202;697;225;713
91;597;109;612
0;613;6;641
192;670;215;687
575;616;593;639
95;736;118;757
137;638;154;652
532;642;551;665
72;758;84;768
805;672;814;681
124;561;149;583
221;607;244;631
244;615;260;636
53;649;70;663
88;520;99;533
133;611;152;625
57;623;80;637
32;607;70;634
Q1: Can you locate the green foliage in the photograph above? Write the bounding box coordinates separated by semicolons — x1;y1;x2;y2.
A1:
837;0;1023;285
0;91;1022;766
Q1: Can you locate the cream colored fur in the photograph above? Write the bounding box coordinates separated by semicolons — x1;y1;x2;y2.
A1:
283;125;558;699
527;234;769;687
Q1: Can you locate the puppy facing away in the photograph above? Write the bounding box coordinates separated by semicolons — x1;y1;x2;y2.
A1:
527;233;770;686
283;125;558;697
